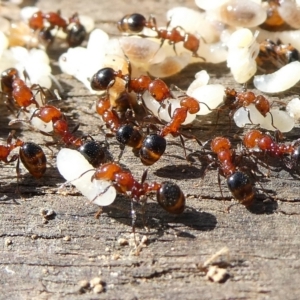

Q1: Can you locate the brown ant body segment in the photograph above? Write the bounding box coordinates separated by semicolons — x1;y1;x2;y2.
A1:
211;137;255;207
118;13;204;58
92;162;185;214
0;131;47;179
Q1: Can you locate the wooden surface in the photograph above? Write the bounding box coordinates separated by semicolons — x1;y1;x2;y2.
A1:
1;0;300;299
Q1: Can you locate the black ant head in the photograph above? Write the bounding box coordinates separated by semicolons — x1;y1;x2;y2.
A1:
78;140;106;168
116;124;143;148
117;13;146;33
90;67;116;91
139;134;166;166
226;171;255;207
157;181;185;214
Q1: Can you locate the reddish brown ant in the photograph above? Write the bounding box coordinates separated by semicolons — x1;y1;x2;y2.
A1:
28;10;86;47
92;162;185;214
117;13;204;59
0;131;47;180
243;129;300;170
221;87;278;129
211;136;255;207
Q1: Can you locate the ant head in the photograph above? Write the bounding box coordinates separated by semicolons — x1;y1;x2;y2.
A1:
139;134;166;166
117;13;146;33
157;181;185;214
90;67;116;91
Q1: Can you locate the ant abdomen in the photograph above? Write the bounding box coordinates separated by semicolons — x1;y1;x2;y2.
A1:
156;181;185;214
117;13;146;33
78;141;106;168
19;142;47;179
91;68;116;91
67;23;86;47
116;124;143;148
139;134;166;165
226;171;255;207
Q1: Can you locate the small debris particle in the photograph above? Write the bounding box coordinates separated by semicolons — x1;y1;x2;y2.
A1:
105;247;110;252
40;208;56;220
90;277;102;288
5;239;12;246
182;169;186;173
206;266;229;283
63;236;71;241
78;280;90;289
93;284;104;294
117;238;129;246
111;253;120;260
31;234;38;240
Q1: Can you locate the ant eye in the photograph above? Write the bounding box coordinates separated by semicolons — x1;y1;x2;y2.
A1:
157;182;185;214
90;68;116;90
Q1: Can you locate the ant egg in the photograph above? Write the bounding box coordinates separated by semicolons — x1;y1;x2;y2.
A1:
277;0;300;29
217;0;266;28
233;104;265;127
188;84;225;115
57;148;116;206
286;97;300;120
260;109;295;132
166;7;221;44
233;104;295;132
119;37;165;66
148;53;191;78
227;28;259;83
195;0;228;10
253;61;300;93
186;70;210;94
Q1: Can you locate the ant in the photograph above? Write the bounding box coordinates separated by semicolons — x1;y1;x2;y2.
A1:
222;87;277;128
91;67;172;103
92;161;186;214
257;39;300;70
210;136;255;207
0;67;48;117
243;129;300;170
28;10;86;47
0;130;47;180
117;13;204;59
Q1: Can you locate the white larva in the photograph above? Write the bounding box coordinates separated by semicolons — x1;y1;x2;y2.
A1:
253;61;300;93
57;148;116;206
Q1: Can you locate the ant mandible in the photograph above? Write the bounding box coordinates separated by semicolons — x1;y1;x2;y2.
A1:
117;13;204;59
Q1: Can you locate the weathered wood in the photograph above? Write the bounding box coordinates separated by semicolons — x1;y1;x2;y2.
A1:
1;0;300;299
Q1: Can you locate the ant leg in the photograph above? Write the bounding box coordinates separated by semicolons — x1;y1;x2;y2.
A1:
94;207;103;219
268;111;278;130
179;134;188;160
